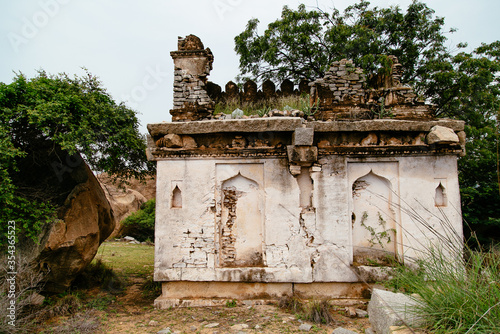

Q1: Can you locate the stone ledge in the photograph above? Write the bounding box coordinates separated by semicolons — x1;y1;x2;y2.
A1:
148;118;464;137
148;117;304;136
154;297;269;309
147;145;464;161
310;119;464;132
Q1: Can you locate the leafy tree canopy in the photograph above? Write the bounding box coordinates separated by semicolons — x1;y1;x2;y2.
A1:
0;70;154;245
235;1;451;88
235;1;500;242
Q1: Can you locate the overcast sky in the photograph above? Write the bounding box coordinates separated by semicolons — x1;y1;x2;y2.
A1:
1;0;499;133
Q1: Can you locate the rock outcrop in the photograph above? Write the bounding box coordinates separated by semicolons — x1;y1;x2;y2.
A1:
98;173;156;238
36;157;115;293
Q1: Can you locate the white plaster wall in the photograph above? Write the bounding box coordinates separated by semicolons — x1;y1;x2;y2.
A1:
155;155;463;283
346;156;462;263
398;155;463;260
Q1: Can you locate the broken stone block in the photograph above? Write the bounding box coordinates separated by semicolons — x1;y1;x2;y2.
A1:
299;323;313;331
355;308;368;318
162;134;183;148
182;135;197;149
368;289;423;334
232;108;244;119
361;133;378;146
426;125;459;145
345;306;357;318
293;127;314;146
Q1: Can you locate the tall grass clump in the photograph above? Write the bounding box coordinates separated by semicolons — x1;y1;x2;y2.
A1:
387;231;500;333
279;295;337;325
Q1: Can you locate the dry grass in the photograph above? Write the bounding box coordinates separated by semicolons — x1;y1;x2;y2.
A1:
214;94;315;116
0;254;46;333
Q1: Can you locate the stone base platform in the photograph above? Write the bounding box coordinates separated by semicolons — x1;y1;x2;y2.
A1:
154;282;372;308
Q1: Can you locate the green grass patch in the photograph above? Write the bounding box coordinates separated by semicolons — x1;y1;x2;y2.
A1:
93;241;154;278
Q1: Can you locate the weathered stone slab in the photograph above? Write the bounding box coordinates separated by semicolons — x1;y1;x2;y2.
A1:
148;117;304;136
368;289;423;334
311;119;464;132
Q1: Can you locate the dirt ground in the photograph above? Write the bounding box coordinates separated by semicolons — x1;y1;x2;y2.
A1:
39;242;374;334
97;279;372;334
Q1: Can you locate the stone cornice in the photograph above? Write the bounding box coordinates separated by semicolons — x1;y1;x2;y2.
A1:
147;118;464;137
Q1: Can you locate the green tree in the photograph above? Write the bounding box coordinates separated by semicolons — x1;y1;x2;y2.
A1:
235;0;453;89
235;1;500;242
0;71;154;245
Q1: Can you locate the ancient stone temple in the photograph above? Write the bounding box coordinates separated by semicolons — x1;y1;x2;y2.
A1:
147;35;465;308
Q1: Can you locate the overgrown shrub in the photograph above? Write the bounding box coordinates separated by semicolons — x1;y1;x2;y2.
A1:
213;94;313;116
120;199;155;242
0;71;154;250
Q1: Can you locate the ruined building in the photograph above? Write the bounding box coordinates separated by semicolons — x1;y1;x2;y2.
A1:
147;35;465;308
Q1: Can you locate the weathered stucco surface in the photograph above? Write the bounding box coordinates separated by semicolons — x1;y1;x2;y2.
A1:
154;154;461;280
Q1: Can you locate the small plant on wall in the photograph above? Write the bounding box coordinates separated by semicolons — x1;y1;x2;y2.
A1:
360;211;396;248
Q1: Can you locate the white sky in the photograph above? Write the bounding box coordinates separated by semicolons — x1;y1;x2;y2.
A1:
1;0;499;133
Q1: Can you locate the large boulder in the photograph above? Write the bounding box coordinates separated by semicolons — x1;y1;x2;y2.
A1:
98;173;156;238
37;160;115;293
11;137;115;293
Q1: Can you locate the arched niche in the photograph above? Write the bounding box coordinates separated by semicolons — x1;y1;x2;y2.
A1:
171;185;182;208
435;182;447;207
219;172;264;267
351;170;397;265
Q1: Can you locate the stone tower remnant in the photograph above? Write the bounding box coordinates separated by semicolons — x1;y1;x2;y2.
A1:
170;34;214;121
147;35;465;308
